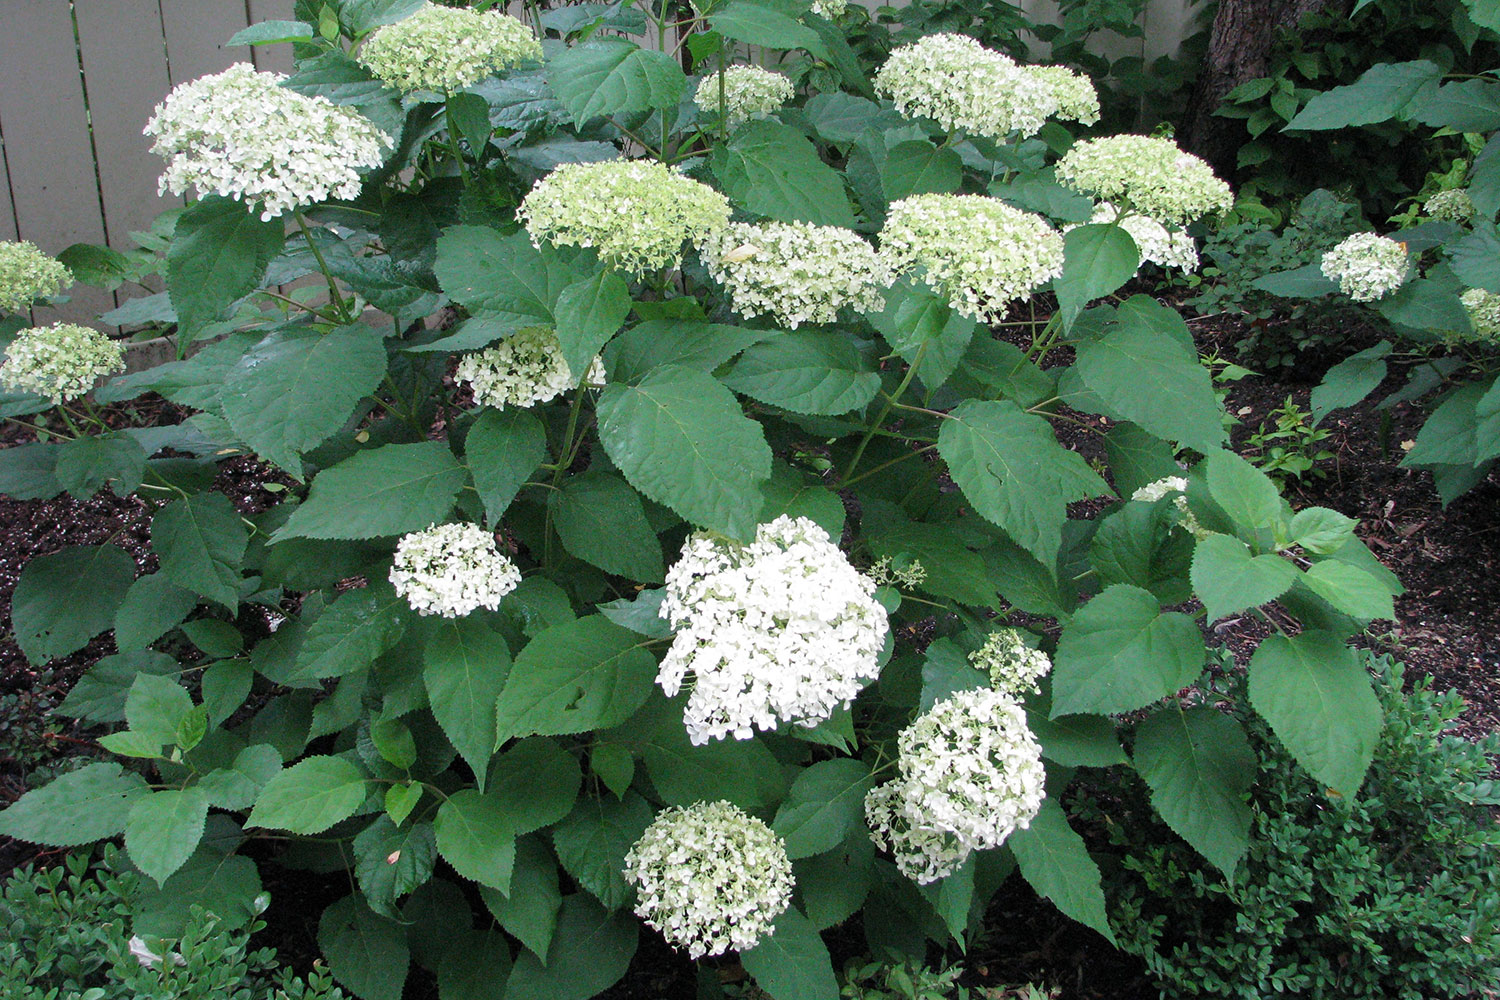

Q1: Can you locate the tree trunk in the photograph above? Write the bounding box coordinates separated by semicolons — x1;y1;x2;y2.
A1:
1181;0;1346;177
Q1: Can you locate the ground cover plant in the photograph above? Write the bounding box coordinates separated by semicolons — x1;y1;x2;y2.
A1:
0;1;1462;999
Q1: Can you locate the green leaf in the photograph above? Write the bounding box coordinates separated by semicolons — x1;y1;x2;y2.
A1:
295;581;409;680
938;399;1110;568
1008;800;1114;942
0;441;62;500
1300;559;1396;620
880;140;962;201
1250;261;1339;298
1284;60;1443;129
1203;449;1285;535
385;783;423;826
483;836;561;960
772;759;875;860
229;19;316;45
551;793;654;911
1311;341;1390;423
549;471;665;581
1410;78;1500;131
165;195;284;337
466;408;547;524
53;433;146;499
918;637;987;711
57;650;178;723
486;737;583;834
553;270;631;380
546;39;687;125
425;616;513;781
221;326;389;474
1190;534;1297;622
0;762;148;846
248;755;369;834
723;330;881;416
868;277;977;392
1026;694;1126;767
434;227;578;331
1075;299;1225;454
709;1;827;57
435;789;517;891
597;365;771;541
590;743;636;799
1133;708;1254;876
1051;584;1204;717
13;544;136;666
1287;506;1358;554
495;616;656;743
354;817;437;919
640;722;786;809
1374;278;1470;334
274;442;466;540
1468;0;1500;31
1249;631;1381;796
198;743;283;810
867;521;996;607
152;493;248;609
126;672;193;746
603;319;766;384
202;659;253;726
125;787;209;886
711;121;855;227
741;908;839;1000
318;895;410;1000
1054;225;1139;328
504;895;638;1000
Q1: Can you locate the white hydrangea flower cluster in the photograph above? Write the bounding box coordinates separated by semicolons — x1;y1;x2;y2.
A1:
0;323;124;403
1424;188;1474;223
623;800;794;958
1028;64;1100;126
971;628;1051;697
1320;233;1409;302
1460;288;1500;342
456;326;604;410
701;221;889;327
389;522;522;617
359;3;541;93
1131;475;1209;539
694;65;794;126
809;0;848;17
880;194;1064;322
658;515;889;744
1055;135;1233;227
874;34;1058;140
865;687;1045;884
0;241;72;314
518;160;732;273
145;64;389;221
1070;203;1199;272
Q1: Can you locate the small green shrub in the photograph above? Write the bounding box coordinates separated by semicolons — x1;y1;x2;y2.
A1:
0;849;344;1000
1242;397;1335;485
1080;654;1500;1000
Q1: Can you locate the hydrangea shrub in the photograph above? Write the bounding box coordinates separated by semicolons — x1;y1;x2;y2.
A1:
0;3;1402;1000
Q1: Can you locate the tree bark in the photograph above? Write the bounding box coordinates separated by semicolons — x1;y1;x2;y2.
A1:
1181;0;1346;177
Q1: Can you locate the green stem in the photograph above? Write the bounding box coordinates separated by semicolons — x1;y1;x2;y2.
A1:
842;340;929;484
543;379;590;566
444;95;472;185
842;444;937;487
293;211;352;323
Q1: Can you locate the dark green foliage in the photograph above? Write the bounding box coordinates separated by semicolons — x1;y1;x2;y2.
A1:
1081;654;1500;1000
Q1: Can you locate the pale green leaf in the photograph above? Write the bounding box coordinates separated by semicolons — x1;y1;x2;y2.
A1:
1133;708;1254;876
435;789;517;891
1051;584;1204;717
248;755;369;834
1190;534;1297;622
126;787;209;886
274;442;466;540
152;493;248;609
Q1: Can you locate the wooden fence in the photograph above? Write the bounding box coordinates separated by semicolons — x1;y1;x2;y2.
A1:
0;0;1204;322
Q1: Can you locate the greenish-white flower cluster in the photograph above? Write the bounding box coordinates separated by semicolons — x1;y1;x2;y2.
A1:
874;34;1057;140
360;3;541;94
865;687;1045;883
0;323;124;403
1132;475;1209;540
1028;64;1100;126
456;327;603;410
881;194;1064;322
1461;288;1500;341
389;522;521;618
694;65;794;126
0;241;72;314
624;800;793;958
518;160;731;273
971;628;1051;697
1320;233;1408;302
701;221;889;327
1073;203;1199;271
809;0;847;17
868;556;927;590
144;64;389;221
1424;188;1474;223
1056;135;1233;227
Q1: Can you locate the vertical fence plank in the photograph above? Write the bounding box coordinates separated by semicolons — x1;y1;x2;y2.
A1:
0;1;113;324
74;0;177;252
0;127;20;243
159;0;252;86
247;0;297;74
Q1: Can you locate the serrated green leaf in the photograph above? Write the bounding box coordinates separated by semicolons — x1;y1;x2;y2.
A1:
1311;341;1390;423
1284;60;1443;130
466;408;547;524
433;226;579;331
318;895;410;1000
1203;449;1285;535
13;544;136;666
248;755;369;834
1248;631;1381;796
198;744;282;811
152;494;248;610
97;730;163;758
165;196;284;337
0;762;148;846
1026;693;1126;767
552;270;631;382
867;521;996;607
125;672;193;747
1054;224;1140;327
229;19;316;45
274;442;466;540
424;616;512;783
53;432;146;499
1190;534;1297;622
126;787;209;886
603;319;766;384
504;895;637;1000
772;759;875;859
1287;506;1358;554
711;121;855;227
551;792;653;912
386;783;423;826
723;330;881;416
437;927;512;1000
741;907;839;1000
1300;559;1396;620
547;39;687;125
482;836;561;961
880;140;962;200
640;721;786;809
1051;584;1204;717
496;616;656;743
57;650;178;723
1133;707;1254;876
296;581;409;680
1008;800;1114;942
590;743;635;799
597;365;771;541
202;659;253;726
354;816;437;919
868;277;977;392
435;788;517;891
549;471;664;581
221;326;389;474
486;736;582;834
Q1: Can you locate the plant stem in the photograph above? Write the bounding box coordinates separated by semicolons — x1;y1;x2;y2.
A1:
293;211;352;323
842;444;937;487
444;95;472;185
843;340;929;483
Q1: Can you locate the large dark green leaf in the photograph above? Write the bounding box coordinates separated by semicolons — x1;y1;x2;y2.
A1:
1008;800;1115;942
504;895;637;1000
1133;707;1255;876
546;39;687;125
741;908;839;1000
549;471;664;581
494;616;657;742
1051;584;1204;717
152;494;248;610
13;545;136;666
711;121;856;227
723;330;880;416
165;196;284;338
274;442;466;540
1283;60;1443;130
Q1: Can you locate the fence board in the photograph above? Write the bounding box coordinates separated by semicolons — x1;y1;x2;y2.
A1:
159;0;252;86
0;126;19;243
0;2;113;323
74;0;177;250
247;0;297;74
